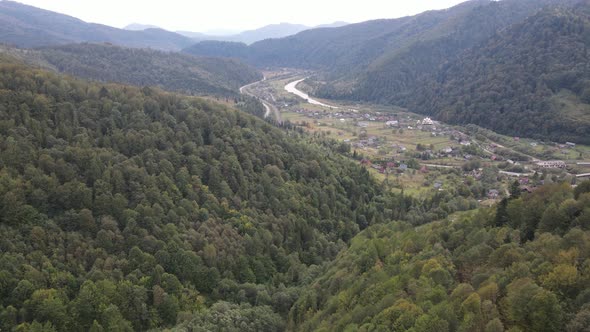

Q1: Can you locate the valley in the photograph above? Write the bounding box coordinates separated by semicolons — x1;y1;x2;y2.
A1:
243;69;590;199
0;0;589;331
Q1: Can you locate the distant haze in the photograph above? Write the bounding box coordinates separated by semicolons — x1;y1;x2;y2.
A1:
11;0;468;32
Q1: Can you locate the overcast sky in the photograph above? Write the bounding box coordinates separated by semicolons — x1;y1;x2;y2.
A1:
13;0;468;33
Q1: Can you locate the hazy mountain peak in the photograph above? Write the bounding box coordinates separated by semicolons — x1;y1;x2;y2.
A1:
315;21;349;28
124;23;161;31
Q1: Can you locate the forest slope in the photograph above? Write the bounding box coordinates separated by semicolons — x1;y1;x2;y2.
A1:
0;56;411;331
289;183;590;331
0;44;263;97
39;44;262;97
353;4;590;144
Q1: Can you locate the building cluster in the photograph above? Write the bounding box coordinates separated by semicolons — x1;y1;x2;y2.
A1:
535;160;567;169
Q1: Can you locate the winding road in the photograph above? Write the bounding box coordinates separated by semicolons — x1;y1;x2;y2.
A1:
240;78;282;122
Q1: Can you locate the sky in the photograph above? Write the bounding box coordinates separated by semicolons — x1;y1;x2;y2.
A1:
12;0;468;33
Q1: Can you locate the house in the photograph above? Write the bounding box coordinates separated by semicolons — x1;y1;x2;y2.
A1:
566;142;576;148
434;182;443;189
399;164;408;171
422;117;434;125
460;141;472;146
442;147;453;154
386;120;399;127
488;189;500;199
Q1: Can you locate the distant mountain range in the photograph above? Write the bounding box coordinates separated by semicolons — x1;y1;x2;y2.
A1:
124;23;161;31
0;1;194;50
127;22;350;45
224;22;349;44
184;0;589;143
0;1;348;50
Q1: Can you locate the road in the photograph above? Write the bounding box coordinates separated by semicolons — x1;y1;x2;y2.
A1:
239;77;265;94
421;164;458;169
499;171;534;177
240;78;282;123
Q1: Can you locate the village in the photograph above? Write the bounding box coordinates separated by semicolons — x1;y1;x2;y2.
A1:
244;71;590;202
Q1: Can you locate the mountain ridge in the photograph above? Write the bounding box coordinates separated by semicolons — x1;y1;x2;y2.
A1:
0;43;263;96
0;1;194;50
175;22;350;45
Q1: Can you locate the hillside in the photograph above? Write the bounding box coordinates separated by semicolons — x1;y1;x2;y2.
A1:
401;4;590;144
184;0;570;70
33;43;262;96
184;40;252;60
0;56;420;331
0;1;194;50
289;183;590;331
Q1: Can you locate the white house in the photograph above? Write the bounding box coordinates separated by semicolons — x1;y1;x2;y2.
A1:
422;117;434;125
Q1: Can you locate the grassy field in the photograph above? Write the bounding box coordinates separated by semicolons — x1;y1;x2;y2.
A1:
282;102;462;161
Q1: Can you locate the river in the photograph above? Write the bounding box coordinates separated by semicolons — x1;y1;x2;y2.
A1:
284;78;339;109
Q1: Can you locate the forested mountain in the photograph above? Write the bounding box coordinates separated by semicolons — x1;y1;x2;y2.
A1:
289;183;590;331
184;41;252;60
0;55;421;331
183;0;571;70
0;1;195;50
32;43;262;97
341;3;590;144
